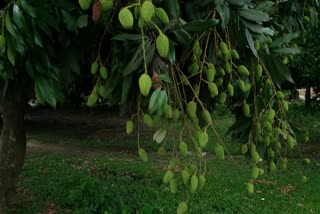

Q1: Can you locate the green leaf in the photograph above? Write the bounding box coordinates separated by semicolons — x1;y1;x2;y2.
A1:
153;128;167;143
156;90;168;115
7;42;15;66
112;34;148;41
269;33;299;48
158;73;172;83
61;10;77;33
167;0;180;19
225;0;250;6
149;89;161;114
239;9;270;23
76;15;88;28
5;12;17;37
172;29;192;48
271;48;302;55
180;19;219;33
255;1;275;11
245;28;257;57
216;2;230;27
261;51;294;87
13;4;31;33
20;0;37;18
34;76;64;107
241;19;263;33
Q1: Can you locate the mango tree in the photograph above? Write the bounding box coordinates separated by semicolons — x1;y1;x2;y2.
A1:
0;0;316;212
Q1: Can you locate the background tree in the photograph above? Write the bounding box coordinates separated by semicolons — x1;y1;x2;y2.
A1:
0;0;317;212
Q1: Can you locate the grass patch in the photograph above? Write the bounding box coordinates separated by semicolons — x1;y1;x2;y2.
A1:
16;152;320;213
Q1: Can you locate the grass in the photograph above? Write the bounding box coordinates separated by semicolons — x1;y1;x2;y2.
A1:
11;104;320;213
16;152;320;213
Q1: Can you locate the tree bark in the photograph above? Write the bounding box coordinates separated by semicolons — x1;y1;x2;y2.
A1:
0;86;27;213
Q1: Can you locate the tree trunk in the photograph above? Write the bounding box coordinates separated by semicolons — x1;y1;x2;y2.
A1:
0;87;27;213
305;86;311;107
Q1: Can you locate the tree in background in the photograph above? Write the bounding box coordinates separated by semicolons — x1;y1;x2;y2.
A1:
289;6;320;107
0;0;317;212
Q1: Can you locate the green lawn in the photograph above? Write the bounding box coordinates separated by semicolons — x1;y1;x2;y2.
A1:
11;105;320;213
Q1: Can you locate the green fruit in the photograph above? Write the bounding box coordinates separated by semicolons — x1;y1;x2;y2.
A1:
247;182;254;194
254;40;260;51
256;64;262;78
264;136;271;146
79;0;92;10
87;92;98;107
266;36;273;44
156;33;169;58
202;109;212;125
91;61;99;75
219;42;229;55
193;41;202;57
269;161;276;173
155;8;169;25
273;127;281;138
259;168;264;175
100;0;113;11
0;35;6;50
252;167;259;179
100;66;108;80
139;73;152;96
163;170;174;183
239;80;246;92
179;141;188;157
217;92;227;104
98;85;108;98
215;77;223;87
241;144;248;154
170;179;178;194
215;144;225;160
231;49;239;59
304;134;309;143
177;202;188;214
277;91;285;99
282;100;289;112
227;83;234;96
181;170;190;185
138;148;148;162
188;163;198;172
287;135;295;149
205;68;216;82
158;147;166;156
268;148;275;159
301;176;307;182
187;101;197;117
242;102;250;117
218;67;225;76
164;104;173;119
208;83;218;97
172;109;180;122
153;115;161;126
126;120;134;134
304;158;310;165
188;63;200;74
190;174;199;193
119;8;134;29
198;175;206;189
141;1;155;23
266;109;275;121
198;132;209;148
252;151;260;164
238;65;250;76
304;16;310;22
143;114;154;127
